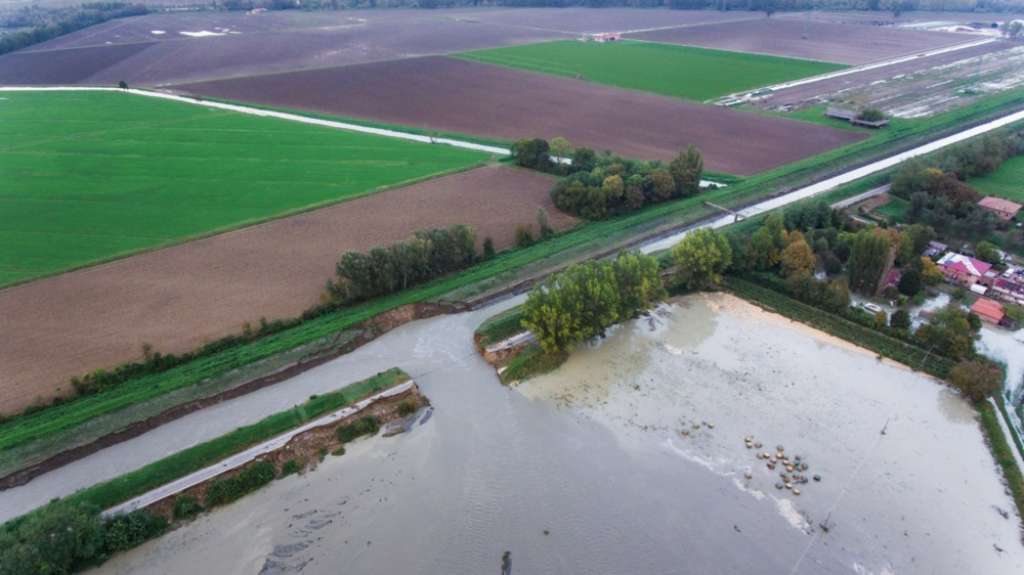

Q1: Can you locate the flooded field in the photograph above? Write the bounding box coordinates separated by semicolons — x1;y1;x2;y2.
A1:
91;294;1022;575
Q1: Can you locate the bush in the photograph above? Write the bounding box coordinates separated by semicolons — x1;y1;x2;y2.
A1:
949;359;1003;402
511;138;553;172
332;446;347;457
172;496;202;521
204;460;276;508
336;416;380;444
515;224;535;248
397;400;418;417
0;501;104;574
102;510;167;554
279;459;302;478
857;108;886;122
483;237;496;259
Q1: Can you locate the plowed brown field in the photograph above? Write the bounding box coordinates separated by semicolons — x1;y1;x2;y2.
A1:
629;19;969;65
0;165;572;415
175;56;866;176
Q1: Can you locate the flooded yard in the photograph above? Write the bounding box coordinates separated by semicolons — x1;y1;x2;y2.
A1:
91;294;1022;575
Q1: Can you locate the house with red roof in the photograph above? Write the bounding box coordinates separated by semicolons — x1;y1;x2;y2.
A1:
970;298;1005;324
977;196;1022;222
937;252;992;287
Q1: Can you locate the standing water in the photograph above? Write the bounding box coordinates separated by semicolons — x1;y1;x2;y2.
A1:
92;294;1022;575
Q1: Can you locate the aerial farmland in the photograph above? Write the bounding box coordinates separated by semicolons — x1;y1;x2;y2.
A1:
2;4;1024;575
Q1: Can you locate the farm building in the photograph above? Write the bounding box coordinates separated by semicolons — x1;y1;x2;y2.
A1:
923;240;947;259
970;298;1005;325
937;252;992;286
977;196;1022;222
825;107;889;128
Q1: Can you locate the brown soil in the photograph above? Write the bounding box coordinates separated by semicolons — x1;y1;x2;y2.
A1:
174;56;866;175
0;42;156;85
145;383;425;521
0;9;569;86
629;18;970;65
0;164;573;415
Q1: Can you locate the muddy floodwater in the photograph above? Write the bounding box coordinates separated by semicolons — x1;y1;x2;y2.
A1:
93;294;1023;575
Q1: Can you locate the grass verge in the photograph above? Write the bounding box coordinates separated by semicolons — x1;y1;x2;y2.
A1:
979;400;1024;530
475;307;526;348
55;368;407;512
499;344;567;386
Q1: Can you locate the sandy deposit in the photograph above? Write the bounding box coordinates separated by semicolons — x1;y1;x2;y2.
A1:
0;165;572;415
84;293;1023;575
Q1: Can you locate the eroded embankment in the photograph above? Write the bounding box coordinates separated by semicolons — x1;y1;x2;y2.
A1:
0;303;451;490
132;382;428;523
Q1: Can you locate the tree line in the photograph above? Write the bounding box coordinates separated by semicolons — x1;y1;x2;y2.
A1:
890;129;1024;240
511;138;705;220
523;251;666;354
327;225;478;303
0;3;149;56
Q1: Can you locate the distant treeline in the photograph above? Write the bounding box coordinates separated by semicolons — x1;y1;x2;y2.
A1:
0;3;149;56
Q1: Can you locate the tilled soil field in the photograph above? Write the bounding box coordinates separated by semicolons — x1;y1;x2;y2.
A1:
0;165;572;415
629;18;970;65
175;56;866;175
0;8;760;87
0;42;156;85
0;10;568;86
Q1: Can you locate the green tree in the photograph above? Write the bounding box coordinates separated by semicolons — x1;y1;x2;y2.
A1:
847;230;891;294
647;169;675;202
511;138;553;171
890;308;911;331
780;231;816;278
975;241;1001;265
671;228;733;290
669;145;703;198
549;137;572;161
522;262;621;354
0;501;105;575
949;359;1003;402
483;237;496;259
914;304;978;360
570;147;597;173
897;268;921;296
611;251;666;319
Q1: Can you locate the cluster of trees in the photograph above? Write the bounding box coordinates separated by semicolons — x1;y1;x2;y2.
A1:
546;144;704;220
671;228;733;290
914;303;981;360
0;3;148;56
890;130;1024;238
0;502;167;574
522;252;666;354
328;225;477;303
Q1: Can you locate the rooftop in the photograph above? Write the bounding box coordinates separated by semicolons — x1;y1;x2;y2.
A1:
937;252;992;277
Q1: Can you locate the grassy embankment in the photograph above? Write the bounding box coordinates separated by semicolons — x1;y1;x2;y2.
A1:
3;85;1023;468
475;307;567;384
46;368;408;514
0;91;489;287
457;40;844;102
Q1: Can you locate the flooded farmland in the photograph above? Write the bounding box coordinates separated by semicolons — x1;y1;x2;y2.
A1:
92;294;1022;575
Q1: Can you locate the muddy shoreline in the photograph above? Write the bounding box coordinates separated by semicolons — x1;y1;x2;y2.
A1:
142;383;426;522
0;303;454;491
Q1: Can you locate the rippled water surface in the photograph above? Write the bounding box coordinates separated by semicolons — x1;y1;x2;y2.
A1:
94;294;1023;575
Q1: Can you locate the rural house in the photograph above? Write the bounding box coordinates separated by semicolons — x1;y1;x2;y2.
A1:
977;196;1022;222
937;252;992;286
970;298;1005;325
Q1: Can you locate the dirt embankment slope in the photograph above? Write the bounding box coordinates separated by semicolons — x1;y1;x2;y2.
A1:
0;165;573;415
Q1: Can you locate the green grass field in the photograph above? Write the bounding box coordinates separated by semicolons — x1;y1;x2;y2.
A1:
970;155;1024;203
456;40;844;102
0;91;488;287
